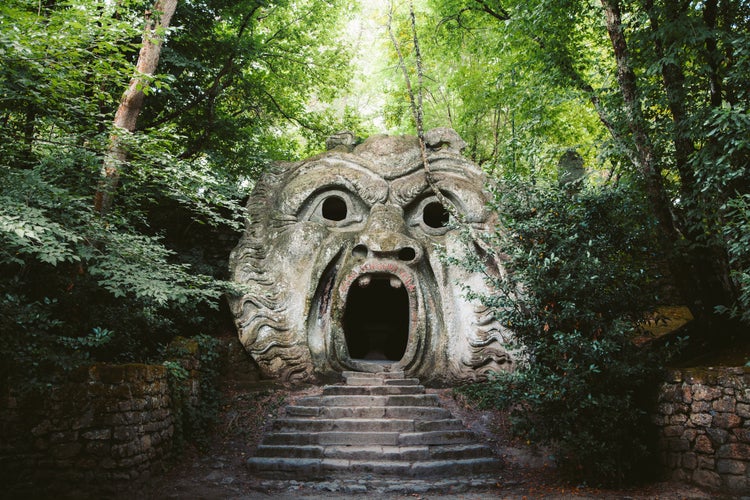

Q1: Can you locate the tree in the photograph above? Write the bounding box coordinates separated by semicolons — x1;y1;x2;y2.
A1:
0;0;359;389
95;0;178;215
429;0;750;336
138;0;358;175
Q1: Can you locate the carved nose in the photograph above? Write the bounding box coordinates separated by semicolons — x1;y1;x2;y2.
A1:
352;203;422;263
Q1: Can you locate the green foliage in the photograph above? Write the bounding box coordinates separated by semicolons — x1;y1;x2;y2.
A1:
0;164;239;387
375;0;606;176
412;0;750;326
0;0;357;394
164;335;222;451
141;0;357;168
722;194;750;324
455;180;671;486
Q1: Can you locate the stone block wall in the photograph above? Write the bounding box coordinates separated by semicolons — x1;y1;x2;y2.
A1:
1;363;177;496
654;366;750;493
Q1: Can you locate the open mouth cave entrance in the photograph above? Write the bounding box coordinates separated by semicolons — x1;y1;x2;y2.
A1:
343;274;409;362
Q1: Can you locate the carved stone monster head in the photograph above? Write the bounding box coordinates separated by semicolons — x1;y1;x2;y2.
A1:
229;128;514;384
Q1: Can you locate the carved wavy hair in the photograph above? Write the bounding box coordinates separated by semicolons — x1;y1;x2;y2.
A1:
228;162;314;382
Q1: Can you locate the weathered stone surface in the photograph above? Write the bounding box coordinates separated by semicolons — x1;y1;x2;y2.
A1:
248;371;502;481
706;427;729;447
693;435;714;454
1;341;211;497
690;401;711;413
722;474;748;493
681;452;698;470
229;129;514;385
690;412;712;427
715;459;746;475
655;366;750;494
713;413;742;429
717;443;750;460
662;425;684;437
692;469;721;490
693;384;722;401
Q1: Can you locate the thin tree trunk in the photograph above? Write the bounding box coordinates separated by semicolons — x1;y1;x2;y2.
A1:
644;0;696;201
599;0;695;309
94;0;178;215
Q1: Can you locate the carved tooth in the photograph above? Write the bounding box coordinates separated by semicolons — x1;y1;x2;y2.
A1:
390;276;402;289
358;275;371;287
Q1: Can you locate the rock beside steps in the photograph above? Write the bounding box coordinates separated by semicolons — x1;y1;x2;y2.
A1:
247;371;502;480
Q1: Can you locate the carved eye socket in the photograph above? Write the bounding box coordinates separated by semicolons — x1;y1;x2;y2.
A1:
407;195;454;236
322;196;347;221
422;201;450;229
299;189;367;229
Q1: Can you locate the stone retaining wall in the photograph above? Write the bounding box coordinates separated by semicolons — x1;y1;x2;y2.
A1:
0;334;228;497
654;366;750;493
1;363;178;496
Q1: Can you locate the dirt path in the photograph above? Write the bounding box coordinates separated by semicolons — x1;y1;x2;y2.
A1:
138;381;713;499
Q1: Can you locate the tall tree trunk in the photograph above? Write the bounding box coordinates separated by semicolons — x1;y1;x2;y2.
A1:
644;0;696;202
94;0;178;215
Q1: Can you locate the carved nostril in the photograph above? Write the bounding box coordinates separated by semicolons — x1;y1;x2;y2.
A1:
352;244;368;259
398;247;416;262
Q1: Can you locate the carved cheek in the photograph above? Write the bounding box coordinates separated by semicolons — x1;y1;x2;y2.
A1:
273;222;329;260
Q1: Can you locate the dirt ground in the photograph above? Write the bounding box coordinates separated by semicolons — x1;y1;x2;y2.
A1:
138;380;716;499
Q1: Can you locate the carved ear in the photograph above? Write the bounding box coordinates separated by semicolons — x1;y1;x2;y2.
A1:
325;131;357;152
424;128;467;154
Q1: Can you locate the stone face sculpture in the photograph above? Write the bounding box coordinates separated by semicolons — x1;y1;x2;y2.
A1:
228;128;514;384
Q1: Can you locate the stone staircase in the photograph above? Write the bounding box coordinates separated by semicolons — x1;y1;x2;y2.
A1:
247;370;502;481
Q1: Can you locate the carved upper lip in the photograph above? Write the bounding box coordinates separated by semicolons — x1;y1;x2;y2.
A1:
338;260;418;300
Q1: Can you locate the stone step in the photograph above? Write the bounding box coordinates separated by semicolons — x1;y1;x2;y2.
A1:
343;376;421;387
329;444;495;461
384;378;421;386
296;394;440;408
265;431;401;446
343;377;381;386
247;456;502;478
427;443;496;460
272;418;417;433
321;385;424;396
255;443;495;461
272;417;464;433
251;372;503;482
263;429;477;447
285;405;453;420
323;445;430;461
342;370;405;380
414;419;465;432
398;430;477;446
255;444;324;458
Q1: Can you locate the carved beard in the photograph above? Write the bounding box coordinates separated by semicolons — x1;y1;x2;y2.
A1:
229;134;514;384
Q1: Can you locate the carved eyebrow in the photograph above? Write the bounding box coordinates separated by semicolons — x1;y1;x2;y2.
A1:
279;159;388;214
389;169;489;224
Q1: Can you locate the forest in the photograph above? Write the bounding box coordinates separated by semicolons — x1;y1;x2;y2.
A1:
1;0;749;487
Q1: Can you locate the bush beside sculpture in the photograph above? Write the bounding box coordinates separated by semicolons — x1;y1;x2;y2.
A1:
455;180;667;487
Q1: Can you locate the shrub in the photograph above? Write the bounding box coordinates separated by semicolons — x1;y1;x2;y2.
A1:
455;179;673;486
164;335;222;451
